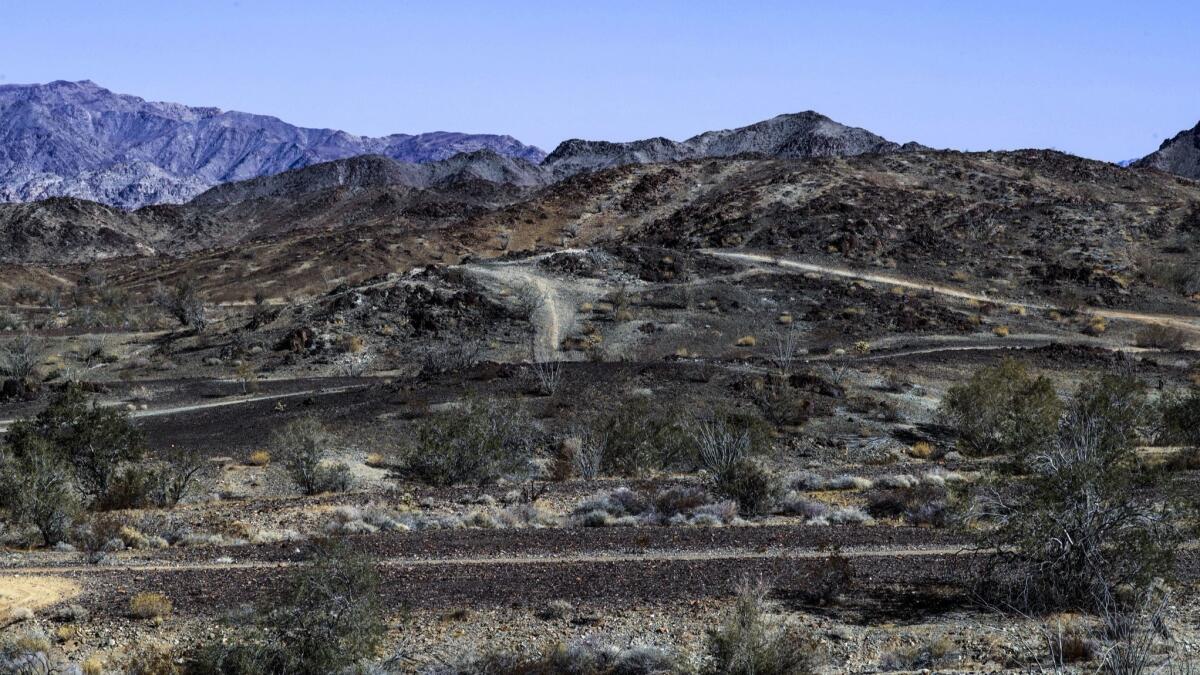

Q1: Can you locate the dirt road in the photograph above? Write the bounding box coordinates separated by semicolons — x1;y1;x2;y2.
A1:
704;250;1200;334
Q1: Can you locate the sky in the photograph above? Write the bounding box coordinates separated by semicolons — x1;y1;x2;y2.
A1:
2;1;1198;162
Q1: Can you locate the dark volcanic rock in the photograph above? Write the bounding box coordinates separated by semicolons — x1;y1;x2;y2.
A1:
541;111;922;178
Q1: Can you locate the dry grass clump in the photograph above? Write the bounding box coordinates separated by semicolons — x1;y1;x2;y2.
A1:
247;450;271;466
908;441;934;459
129;592;173;619
879;634;957;671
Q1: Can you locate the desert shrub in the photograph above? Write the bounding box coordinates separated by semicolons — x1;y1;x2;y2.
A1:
1135;325;1190;350
974;374;1178;611
154;277;207;331
0;436;81;546
0;310;23;331
710;458;783;516
4;384;145;499
706;581;817;674
569;486;737;527
399;398;535;486
126;644;183;675
247;450;271;466
186;540;384;675
271;417;351;495
422;640;682;675
99;448;212;509
0;634;64;675
867;484;950;527
590;397;692;476
940;359;1062;457
1159;386;1200;449
0;334;43;380
804;549;854;605
130;592;173;619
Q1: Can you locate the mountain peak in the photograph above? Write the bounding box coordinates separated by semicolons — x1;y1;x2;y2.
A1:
543;111;913;177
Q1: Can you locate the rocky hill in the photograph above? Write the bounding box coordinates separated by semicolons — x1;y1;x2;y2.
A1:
0;80;545;209
1134;120;1200;180
540;112;921;178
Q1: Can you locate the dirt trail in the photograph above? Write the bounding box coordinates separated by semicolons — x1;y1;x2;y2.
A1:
0;383;371;434
1;544;973;576
704;250;1200;334
467;263;567;361
0;576;79;625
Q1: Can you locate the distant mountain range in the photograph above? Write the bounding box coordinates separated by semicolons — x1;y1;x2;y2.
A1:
1132;121;1200;180
0;82;933;210
0;80;546;209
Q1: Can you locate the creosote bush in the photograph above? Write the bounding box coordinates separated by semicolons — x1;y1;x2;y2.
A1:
974;372;1180;611
589;396;693;476
940;358;1061;457
399;397;535;486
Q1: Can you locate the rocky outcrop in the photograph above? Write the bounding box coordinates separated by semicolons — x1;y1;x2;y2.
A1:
1133;120;1200;180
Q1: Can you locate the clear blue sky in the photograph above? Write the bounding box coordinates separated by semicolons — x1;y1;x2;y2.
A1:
3;1;1197;161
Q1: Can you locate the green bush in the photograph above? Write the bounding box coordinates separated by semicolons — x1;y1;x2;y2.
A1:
710;458;782;516
271;417;351;495
976;374;1178;610
940;359;1062;457
399;398;534;486
186;540;384;675
0;436;80;546
4;384;144;499
591;397;692;476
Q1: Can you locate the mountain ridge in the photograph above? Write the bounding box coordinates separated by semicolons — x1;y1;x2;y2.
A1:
0;80;546;208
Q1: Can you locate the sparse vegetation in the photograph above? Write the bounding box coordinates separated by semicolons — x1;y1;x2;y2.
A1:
129;592;173;619
974;373;1178;611
154;277;208;331
0;334;43;381
4;384;145;501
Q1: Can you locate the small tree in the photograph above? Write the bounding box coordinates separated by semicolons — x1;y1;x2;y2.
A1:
0;436;80;545
4;384;144;500
272;417;350;495
154;277;207;331
940;358;1062;457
